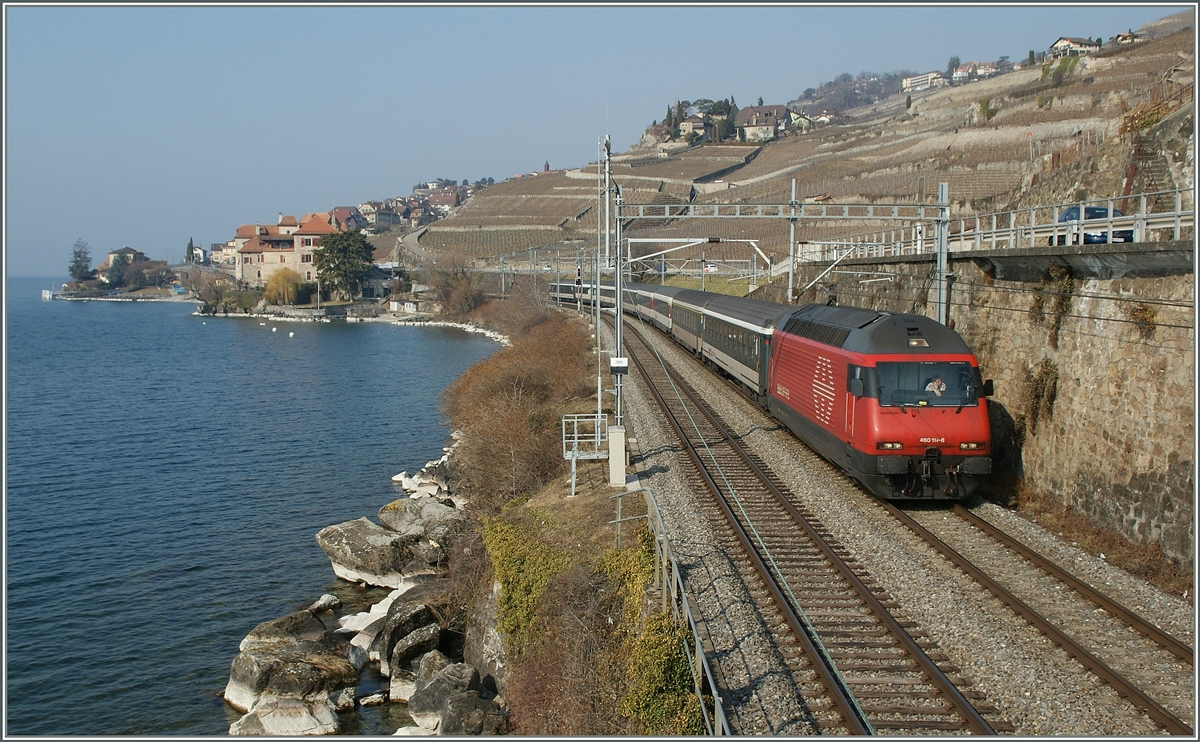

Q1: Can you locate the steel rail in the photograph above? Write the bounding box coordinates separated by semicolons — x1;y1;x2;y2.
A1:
953;505;1193;666
883;501;1193;736
622;317;998;734
622;328;872;735
637;338;997;736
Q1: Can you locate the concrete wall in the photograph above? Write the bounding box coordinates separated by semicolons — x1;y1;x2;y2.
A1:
773;243;1193;567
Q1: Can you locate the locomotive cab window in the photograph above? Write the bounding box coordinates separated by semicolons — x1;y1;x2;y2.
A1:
876;361;982;407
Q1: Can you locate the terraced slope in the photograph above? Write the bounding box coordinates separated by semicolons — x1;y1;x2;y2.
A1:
421;27;1191;263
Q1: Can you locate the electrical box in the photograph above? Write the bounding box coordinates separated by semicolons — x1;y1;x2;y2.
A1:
609;357;628;375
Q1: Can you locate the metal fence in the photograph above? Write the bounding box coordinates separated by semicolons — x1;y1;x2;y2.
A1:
802;187;1193;262
614;486;732;735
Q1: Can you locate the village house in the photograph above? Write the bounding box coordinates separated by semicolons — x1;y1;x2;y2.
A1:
96;246;150;279
901;71;947;93
679;115;709;140
234;213;337;287
1049;37;1101;58
734;105;791;141
211;241;240;266
426;189;462;216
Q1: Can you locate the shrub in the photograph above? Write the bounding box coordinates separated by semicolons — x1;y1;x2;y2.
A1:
264;268;303;305
481;516;574;653
617;612;706;734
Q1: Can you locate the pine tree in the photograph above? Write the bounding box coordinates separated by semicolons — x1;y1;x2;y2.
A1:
68;239;92;281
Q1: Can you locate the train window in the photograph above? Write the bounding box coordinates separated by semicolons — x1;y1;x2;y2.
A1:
876;361;978;407
847;365;880;398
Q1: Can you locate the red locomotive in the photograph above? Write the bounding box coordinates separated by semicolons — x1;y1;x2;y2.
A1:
551;281;995;499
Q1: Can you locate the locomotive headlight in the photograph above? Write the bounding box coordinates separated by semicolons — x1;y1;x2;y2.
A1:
959;442;985;450
878;442;903;450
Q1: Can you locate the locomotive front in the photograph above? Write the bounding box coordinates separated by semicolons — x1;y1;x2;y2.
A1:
845;316;994;499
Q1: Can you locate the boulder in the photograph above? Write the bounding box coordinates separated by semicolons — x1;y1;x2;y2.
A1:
239;611;336;653
224;646;358;714
388;623;441;676
228;695;339;736
307;594;341;615
315;517;419;589
388;667;418;703
409;541;443;565
377;498;466;545
406;663;483;730
439;691;510;735
416;649;453;684
372;603;433;673
392;726;433;736
225;610;358;715
464;580;507;697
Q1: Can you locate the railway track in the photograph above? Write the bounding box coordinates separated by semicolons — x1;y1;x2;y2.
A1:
886;503;1194;735
617;316;1011;734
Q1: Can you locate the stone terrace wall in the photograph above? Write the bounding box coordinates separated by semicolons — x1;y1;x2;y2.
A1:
779;249;1194;568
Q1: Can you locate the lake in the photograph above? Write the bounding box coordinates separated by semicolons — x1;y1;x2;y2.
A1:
4;276;499;734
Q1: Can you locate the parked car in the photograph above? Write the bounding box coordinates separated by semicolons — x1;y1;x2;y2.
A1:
1054;206;1134;245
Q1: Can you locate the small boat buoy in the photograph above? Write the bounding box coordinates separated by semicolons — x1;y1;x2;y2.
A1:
202;322;206;325
272;327;277;333
288;332;294;337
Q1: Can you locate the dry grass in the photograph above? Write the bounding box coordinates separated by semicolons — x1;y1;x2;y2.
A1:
1016;483;1192;601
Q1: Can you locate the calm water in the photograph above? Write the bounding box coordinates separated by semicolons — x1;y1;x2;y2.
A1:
4;277;498;735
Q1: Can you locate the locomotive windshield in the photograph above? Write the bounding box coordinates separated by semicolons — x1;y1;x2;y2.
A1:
874;361;982;407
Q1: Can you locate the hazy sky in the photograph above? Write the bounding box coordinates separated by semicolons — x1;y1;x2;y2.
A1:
4;3;1188;276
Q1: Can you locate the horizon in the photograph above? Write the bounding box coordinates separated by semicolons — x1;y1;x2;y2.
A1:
5;3;1190;277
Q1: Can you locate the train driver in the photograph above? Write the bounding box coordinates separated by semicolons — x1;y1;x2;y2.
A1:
925;375;946;397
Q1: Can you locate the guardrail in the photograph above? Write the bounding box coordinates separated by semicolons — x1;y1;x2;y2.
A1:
613;486;732;735
804;188;1193;262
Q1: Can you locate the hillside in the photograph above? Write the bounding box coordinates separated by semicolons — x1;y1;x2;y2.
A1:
419;24;1193;266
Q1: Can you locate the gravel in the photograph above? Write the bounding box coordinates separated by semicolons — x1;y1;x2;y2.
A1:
613;315;1194;736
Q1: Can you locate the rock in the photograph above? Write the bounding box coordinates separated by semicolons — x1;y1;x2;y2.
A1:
225;610;358;716
464;580;507;697
416;649;452;683
315;517;419;589
388;667;418;703
377;498;466;545
409;541;443;565
392;725;433;736
228;695;340;736
439;691;509;735
371;602;434;673
406;663;483;730
338;610;389;636
307;594;341;615
239;611;336;653
388;623;441;675
224;646;358;714
357;692;387;707
391;471;407;483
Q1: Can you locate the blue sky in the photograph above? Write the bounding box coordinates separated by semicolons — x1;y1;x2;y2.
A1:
4;4;1189;276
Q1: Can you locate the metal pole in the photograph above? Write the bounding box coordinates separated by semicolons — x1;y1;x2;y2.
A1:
788;179;797;303
604;137;612;272
700;250;705;292
936;182;950;325
614;186;623;427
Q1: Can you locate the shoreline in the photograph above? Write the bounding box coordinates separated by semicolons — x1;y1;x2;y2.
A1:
196;309;512;345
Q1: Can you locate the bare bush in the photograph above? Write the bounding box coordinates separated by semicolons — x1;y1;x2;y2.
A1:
423;248;484;316
505;564;635;735
441;311;593;513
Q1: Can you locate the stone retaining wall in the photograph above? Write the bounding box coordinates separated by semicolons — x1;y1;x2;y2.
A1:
774;246;1193;567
